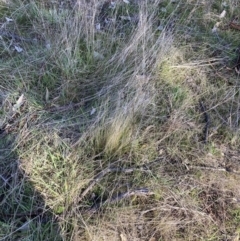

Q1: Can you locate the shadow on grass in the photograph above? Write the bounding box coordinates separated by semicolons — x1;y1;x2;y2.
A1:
0;130;62;241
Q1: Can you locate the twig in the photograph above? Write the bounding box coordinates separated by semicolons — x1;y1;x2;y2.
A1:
45;101;85;113
89;188;155;213
199;100;210;144
1;208;44;218
229;22;240;31
140;205;211;218
186;165;226;172
78;166;152;202
105;188;154;204
186;164;240;175
0;30;34;43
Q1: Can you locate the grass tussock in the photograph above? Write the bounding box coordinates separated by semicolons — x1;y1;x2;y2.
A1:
1;0;240;240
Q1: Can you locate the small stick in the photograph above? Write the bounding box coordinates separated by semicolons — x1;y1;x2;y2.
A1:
78;166;151;202
88;188;154;213
199;100;210;144
186;164;240;174
229;22;240;31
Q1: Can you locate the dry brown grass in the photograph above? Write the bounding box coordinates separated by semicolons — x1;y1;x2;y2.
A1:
1;0;240;240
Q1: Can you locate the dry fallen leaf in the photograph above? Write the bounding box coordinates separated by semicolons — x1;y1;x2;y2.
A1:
110;1;116;9
18;221;31;231
120;16;131;21
14;46;23;53
120;233;128;241
90;107;96;115
212;22;220;33
219;10;226;19
161;7;167;13
93;51;104;60
5;17;13;22
96;23;101;30
46;41;51;50
149;238;156;241
45;88;49;102
12;94;24;112
222;1;228;7
233;233;239;241
157;25;164;31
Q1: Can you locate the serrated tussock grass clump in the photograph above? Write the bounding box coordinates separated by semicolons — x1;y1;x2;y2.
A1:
1;0;240;240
